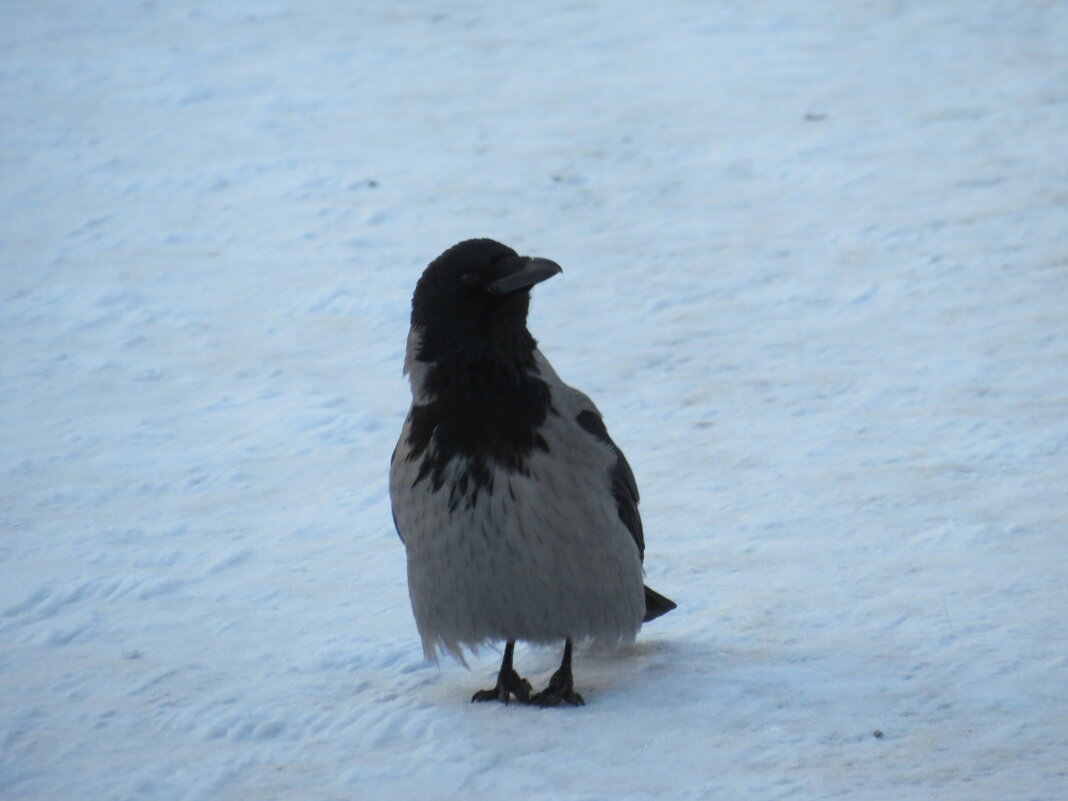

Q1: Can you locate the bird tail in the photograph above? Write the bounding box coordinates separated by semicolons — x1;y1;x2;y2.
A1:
642;585;677;622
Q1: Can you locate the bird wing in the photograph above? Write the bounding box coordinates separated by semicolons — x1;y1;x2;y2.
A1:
389;434;411;545
532;350;646;561
574;407;645;560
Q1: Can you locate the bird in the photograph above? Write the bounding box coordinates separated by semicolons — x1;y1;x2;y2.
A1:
389;238;676;706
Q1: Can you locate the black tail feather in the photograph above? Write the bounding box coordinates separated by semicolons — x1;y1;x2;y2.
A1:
642;585;677;622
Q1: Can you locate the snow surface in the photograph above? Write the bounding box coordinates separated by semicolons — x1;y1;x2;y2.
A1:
2;1;1067;799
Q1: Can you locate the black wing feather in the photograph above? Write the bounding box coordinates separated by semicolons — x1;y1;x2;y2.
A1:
575;408;676;621
575;409;645;559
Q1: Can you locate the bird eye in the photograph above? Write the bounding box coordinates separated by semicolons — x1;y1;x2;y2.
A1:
460;273;480;287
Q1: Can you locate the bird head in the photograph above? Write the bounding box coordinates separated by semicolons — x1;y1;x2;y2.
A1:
409;239;562;365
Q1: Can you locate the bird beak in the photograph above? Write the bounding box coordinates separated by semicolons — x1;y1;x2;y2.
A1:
486;256;563;296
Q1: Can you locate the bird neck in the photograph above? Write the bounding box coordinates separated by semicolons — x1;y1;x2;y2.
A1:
404;344;554;492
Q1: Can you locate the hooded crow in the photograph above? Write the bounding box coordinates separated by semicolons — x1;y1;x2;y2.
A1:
390;238;676;706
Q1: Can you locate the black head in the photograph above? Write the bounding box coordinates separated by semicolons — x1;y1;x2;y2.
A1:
411;238;562;364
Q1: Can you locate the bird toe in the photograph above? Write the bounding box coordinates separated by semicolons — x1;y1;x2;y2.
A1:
531;672;585;708
531;686;585;707
471;670;532;705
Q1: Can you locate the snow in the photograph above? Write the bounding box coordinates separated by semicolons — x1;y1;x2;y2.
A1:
2;0;1067;798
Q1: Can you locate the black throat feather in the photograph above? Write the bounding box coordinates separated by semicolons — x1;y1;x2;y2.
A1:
405;325;553;511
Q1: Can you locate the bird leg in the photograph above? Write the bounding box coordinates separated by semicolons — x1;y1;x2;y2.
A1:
471;640;532;704
531;639;585;707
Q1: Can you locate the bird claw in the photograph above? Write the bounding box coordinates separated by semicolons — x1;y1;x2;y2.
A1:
530;672;585;707
471;670;532;705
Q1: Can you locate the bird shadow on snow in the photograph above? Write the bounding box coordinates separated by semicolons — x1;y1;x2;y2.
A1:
421;637;716;709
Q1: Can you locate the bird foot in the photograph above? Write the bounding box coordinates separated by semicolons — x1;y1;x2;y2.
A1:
471;668;533;704
531;668;585;707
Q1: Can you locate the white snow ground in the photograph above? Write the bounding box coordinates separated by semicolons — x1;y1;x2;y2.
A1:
2;1;1067;798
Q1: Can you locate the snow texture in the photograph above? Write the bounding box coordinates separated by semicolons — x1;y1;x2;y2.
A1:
2;1;1067;799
